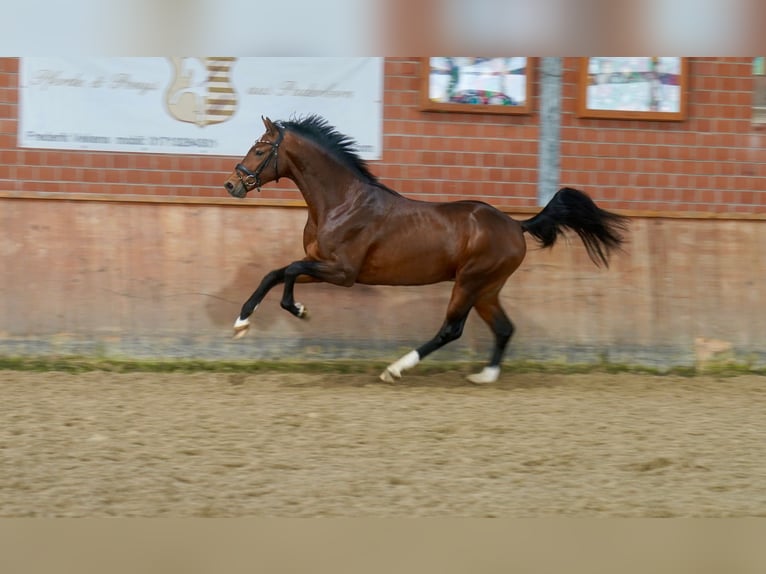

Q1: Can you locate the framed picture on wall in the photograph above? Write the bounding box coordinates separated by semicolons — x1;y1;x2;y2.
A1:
420;57;533;115
577;57;688;121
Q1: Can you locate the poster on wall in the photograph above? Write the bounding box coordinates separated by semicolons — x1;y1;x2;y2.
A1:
577;57;688;121
18;57;383;158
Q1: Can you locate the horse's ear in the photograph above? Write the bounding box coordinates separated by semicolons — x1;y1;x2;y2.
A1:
262;116;276;134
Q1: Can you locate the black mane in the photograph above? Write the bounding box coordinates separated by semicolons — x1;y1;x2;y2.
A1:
280;114;383;186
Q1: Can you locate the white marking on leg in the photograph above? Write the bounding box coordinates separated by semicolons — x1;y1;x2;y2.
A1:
232;306;257;339
380;350;420;382
295;302;307;318
467;366;500;384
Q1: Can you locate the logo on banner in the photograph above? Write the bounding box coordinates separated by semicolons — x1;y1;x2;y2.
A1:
165;57;238;127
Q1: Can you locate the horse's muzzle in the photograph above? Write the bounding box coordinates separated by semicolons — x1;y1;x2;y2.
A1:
225;181;248;198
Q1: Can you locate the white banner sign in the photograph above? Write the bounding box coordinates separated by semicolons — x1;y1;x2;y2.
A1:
19;57;383;159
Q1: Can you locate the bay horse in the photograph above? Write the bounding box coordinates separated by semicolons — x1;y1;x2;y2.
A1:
224;115;627;383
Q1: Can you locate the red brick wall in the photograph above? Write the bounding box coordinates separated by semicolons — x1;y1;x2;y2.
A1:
559;58;766;214
381;58;540;207
1;57;764;214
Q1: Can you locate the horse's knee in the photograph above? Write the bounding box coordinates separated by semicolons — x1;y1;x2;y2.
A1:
265;269;285;283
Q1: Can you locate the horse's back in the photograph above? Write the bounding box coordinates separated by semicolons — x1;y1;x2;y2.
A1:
355;198;526;286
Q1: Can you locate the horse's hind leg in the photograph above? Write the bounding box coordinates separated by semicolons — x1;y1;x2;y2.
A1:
468;293;515;384
380;282;474;383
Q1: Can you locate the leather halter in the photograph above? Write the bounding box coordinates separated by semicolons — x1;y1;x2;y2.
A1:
234;123;284;192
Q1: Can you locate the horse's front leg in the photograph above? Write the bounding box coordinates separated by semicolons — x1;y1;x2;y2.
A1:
232;266;287;338
278;259;356;318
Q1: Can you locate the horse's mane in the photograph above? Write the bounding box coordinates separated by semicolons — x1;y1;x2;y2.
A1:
280;114;397;193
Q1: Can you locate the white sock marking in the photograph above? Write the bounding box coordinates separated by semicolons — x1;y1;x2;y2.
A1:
467;366;500;384
380;350;420;382
233;305;258;330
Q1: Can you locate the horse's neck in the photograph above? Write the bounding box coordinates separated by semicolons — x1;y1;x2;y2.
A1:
284;148;368;218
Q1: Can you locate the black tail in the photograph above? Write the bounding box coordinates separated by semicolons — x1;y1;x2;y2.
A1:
521;187;628;267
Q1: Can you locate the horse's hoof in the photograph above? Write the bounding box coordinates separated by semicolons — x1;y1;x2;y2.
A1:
296;302;308;319
466;366;500;384
232;317;250;339
379;368;400;383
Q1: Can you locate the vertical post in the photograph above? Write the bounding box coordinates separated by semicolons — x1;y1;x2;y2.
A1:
537;57;562;206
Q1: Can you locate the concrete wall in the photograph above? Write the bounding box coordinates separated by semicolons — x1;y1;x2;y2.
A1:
2;197;764;367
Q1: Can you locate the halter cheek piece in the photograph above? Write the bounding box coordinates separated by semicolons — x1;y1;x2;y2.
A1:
235;123;285;192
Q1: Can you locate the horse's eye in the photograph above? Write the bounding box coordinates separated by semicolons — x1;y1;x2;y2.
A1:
255;149;265;156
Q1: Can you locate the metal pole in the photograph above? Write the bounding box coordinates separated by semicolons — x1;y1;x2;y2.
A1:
537;57;562;205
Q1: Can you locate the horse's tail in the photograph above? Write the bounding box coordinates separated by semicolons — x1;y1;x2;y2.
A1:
520;187;628;267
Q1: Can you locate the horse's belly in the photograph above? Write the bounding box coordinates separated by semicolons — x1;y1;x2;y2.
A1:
355;245;456;286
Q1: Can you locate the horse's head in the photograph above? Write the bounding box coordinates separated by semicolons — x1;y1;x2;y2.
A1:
224;116;285;197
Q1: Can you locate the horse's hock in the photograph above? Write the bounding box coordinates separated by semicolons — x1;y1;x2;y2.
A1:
0;197;765;369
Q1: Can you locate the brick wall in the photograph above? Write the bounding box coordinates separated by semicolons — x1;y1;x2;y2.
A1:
559;58;766;214
1;57;764;214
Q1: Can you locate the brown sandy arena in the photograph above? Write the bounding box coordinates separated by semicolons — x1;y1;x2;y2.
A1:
1;369;765;517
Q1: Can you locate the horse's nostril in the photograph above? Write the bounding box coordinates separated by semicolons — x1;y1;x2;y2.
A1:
225;181;234;191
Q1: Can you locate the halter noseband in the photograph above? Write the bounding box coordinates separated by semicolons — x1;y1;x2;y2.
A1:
234;123;285;193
